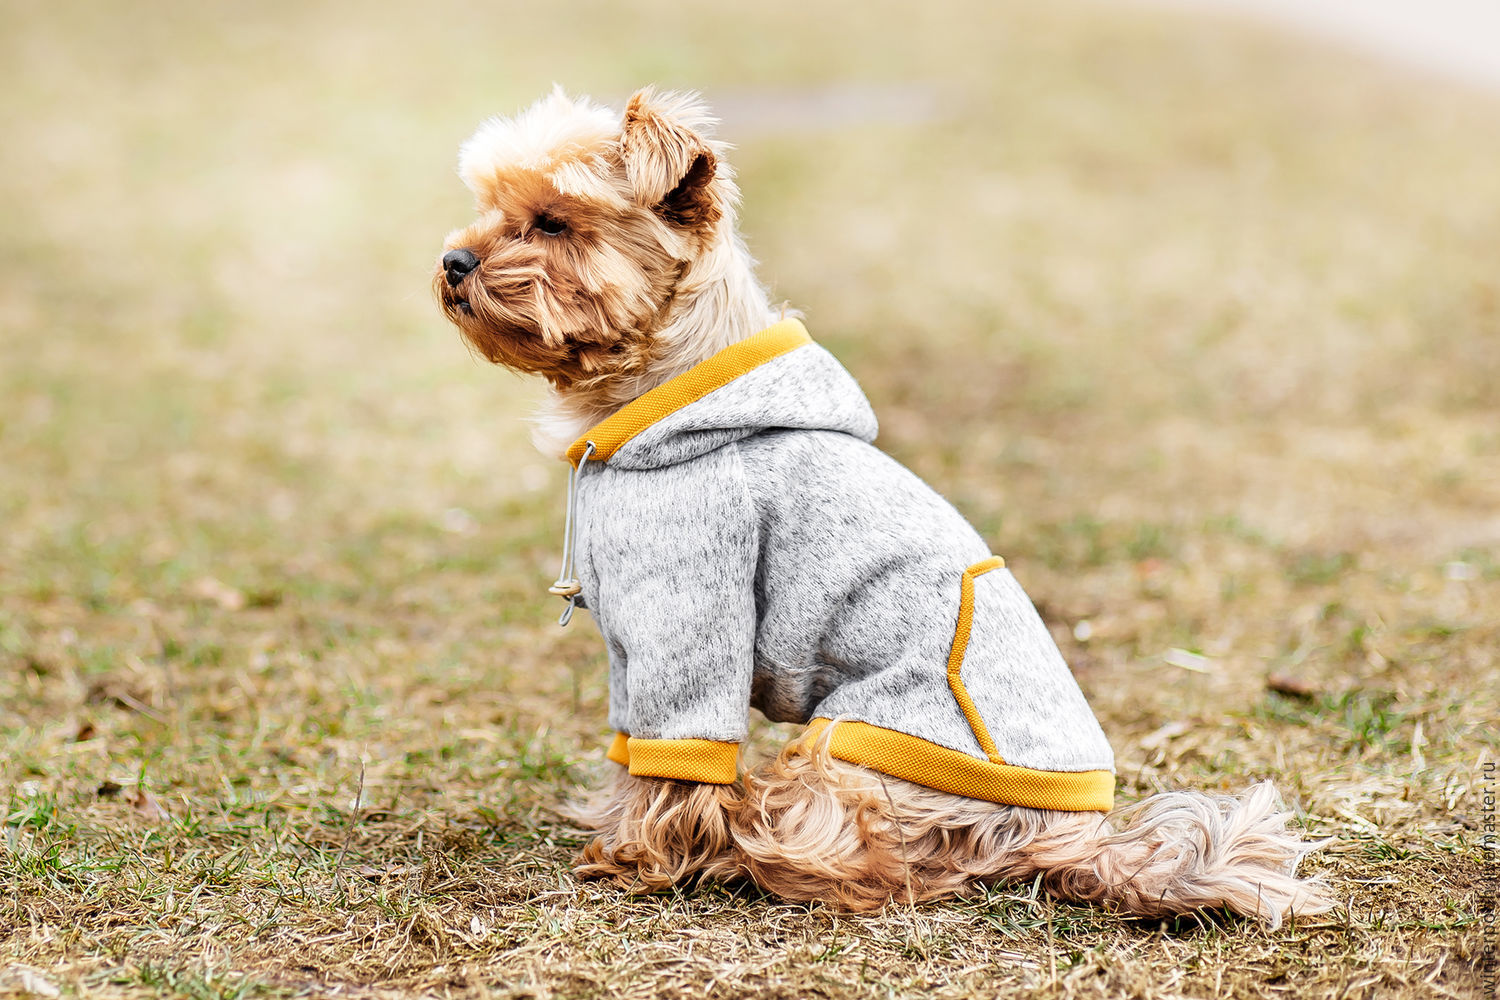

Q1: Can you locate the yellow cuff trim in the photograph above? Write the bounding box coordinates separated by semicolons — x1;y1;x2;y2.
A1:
565;319;812;466
625;737;739;783
606;731;630;767
948;556;1007;763
801;718;1115;812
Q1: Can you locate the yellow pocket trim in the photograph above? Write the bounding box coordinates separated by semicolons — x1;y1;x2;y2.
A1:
801;718;1114;812
947;556;1006;763
565;319;812;466
625;737;739;784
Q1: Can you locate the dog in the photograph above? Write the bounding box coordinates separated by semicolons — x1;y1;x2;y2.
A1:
433;86;1330;925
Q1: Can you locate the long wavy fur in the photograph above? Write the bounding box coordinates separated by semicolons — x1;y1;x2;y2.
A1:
574;729;1330;927
727;731;1331;926
569;767;742;891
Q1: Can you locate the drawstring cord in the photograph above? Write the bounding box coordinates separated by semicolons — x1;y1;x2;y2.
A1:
547;440;595;626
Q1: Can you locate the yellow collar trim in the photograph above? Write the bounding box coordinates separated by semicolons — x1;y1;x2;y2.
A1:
564;319;813;466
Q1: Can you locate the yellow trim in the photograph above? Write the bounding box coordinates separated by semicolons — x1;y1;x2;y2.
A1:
947;556;1007;763
606;731;630;767
564;319;813;466
625;737;739;784
801;719;1115;812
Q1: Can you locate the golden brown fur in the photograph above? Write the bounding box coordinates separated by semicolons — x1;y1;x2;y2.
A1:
570;730;1328;928
434;86;777;455
569;770;742;892
435;200;682;389
725;730;1328;926
434;86;1331;926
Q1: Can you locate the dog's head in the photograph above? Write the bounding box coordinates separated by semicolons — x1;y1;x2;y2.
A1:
434;86;729;390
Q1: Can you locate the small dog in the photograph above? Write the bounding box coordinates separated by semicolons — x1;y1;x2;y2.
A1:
434;87;1330;925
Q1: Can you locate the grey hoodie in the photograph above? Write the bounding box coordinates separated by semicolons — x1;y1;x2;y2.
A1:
558;320;1115;812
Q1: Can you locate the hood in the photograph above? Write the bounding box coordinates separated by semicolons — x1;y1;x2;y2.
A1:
563;319;878;470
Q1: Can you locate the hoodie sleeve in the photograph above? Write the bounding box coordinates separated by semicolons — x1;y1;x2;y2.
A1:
587;448;757;783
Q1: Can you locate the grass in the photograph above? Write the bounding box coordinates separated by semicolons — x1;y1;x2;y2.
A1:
2;0;1498;996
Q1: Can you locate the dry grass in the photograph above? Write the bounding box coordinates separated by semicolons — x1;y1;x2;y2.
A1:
2;0;1497;997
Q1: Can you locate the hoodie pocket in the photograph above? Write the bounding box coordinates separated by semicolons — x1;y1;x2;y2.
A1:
948;558;1115;775
944;557;1007;763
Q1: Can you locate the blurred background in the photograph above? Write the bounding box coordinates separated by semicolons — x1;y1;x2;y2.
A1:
5;0;1497;607
1;0;1497;991
6;0;1500;787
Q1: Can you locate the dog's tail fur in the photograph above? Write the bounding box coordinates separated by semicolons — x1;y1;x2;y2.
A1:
1005;781;1331;927
726;735;1331;926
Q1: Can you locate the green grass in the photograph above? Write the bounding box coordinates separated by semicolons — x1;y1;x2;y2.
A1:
3;0;1498;997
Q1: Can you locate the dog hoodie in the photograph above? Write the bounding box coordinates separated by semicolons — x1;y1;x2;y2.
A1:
554;319;1116;812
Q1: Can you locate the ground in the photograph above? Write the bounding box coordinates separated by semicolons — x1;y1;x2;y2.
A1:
1;1;1497;997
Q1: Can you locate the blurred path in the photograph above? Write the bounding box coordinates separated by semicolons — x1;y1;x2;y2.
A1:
712;83;943;137
1139;0;1500;92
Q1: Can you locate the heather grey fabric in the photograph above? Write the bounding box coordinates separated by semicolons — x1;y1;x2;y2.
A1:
570;339;1115;776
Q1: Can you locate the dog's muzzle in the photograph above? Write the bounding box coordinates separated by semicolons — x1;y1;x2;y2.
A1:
442;248;479;287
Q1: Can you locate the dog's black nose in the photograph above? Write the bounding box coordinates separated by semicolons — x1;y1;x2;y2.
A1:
443;248;479;286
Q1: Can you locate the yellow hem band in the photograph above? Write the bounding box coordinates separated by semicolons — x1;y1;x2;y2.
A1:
616;736;739;783
606;731;630;767
565;319;812;466
800;718;1115;812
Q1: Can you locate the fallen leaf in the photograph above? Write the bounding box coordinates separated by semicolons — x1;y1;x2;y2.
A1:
353;864;410;880
1139;720;1192;750
128;787;170;820
1267;673;1320;699
190;576;246;611
0;966;61;998
1163;648;1212;673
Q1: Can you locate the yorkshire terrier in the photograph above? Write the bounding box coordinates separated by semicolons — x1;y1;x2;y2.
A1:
433;86;1330;925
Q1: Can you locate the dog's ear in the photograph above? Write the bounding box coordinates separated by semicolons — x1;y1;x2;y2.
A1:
621;87;721;232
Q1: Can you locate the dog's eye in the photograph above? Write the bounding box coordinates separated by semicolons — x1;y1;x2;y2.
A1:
534;214;567;236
